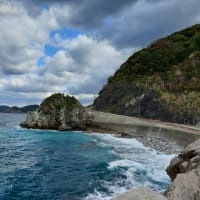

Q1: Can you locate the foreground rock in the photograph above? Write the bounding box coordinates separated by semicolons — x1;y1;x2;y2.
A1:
166;139;200;200
112;187;167;200
20;93;93;130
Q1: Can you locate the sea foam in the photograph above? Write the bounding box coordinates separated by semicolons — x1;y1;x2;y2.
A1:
85;133;174;200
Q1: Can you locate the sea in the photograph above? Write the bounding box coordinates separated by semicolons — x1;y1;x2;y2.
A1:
0;113;174;200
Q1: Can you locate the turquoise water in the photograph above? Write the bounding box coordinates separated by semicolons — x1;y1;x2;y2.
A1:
0;113;173;200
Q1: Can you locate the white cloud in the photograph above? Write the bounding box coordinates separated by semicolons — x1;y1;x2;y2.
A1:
0;31;132;105
0;0;58;75
46;34;133;94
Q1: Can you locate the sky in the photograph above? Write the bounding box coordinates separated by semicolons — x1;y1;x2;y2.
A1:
0;0;200;106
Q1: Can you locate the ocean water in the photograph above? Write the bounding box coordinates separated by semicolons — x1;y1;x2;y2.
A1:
0;113;174;200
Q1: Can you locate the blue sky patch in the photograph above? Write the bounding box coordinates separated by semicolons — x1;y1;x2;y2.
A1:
37;57;46;67
44;44;61;57
50;28;83;39
41;3;49;10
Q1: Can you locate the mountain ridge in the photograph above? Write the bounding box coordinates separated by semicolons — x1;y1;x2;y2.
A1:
0;105;39;113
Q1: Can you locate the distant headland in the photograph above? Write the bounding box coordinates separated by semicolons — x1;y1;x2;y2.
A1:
0;105;39;113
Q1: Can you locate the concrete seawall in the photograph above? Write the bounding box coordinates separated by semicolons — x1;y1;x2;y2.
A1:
88;111;200;148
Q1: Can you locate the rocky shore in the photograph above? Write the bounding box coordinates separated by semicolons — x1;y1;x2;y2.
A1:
112;138;200;200
136;136;181;154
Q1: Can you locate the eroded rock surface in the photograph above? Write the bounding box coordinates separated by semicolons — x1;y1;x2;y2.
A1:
166;139;200;180
166;139;200;200
20;93;93;130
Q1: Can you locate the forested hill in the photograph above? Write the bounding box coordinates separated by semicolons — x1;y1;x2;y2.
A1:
93;24;200;125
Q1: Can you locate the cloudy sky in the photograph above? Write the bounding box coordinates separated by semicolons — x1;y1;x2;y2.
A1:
0;0;199;106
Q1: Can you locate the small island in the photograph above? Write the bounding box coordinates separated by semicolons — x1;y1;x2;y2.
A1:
20;93;93;130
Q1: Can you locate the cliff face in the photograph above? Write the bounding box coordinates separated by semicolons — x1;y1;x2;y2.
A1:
93;24;200;125
20;93;93;130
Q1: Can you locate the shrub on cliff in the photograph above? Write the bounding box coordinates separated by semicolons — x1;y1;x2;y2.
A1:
38;93;82;115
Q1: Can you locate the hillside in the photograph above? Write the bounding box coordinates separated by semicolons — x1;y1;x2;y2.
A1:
93;24;200;125
0;105;39;113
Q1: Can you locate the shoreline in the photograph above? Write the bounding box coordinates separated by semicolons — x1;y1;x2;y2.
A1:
21;109;200;153
86;127;181;155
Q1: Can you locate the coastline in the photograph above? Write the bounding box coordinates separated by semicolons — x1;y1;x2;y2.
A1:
21;110;200;200
86;127;181;154
21;109;200;153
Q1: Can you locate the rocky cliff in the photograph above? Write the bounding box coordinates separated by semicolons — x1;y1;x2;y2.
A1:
20;93;93;130
93;24;200;125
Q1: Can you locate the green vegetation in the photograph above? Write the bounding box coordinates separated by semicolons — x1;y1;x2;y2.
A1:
94;24;200;124
39;93;82;115
109;24;200;82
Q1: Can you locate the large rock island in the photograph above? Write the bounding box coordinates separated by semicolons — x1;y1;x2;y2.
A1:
20;93;93;130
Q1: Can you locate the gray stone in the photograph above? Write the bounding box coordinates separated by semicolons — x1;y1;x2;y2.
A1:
21;106;93;130
179;161;189;172
112;187;167;200
167;170;200;200
166;139;200;200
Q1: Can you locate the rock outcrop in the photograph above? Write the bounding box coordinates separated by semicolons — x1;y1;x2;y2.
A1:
166;139;200;200
166;139;200;181
20;93;93;130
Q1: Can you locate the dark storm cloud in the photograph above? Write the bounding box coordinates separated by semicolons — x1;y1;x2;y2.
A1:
98;0;200;48
18;0;137;27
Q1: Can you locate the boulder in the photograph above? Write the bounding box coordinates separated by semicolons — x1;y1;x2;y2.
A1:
112;187;167;200
166;169;200;200
166;139;200;200
166;139;200;180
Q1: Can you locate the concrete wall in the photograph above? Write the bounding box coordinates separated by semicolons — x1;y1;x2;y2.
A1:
88;111;200;148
